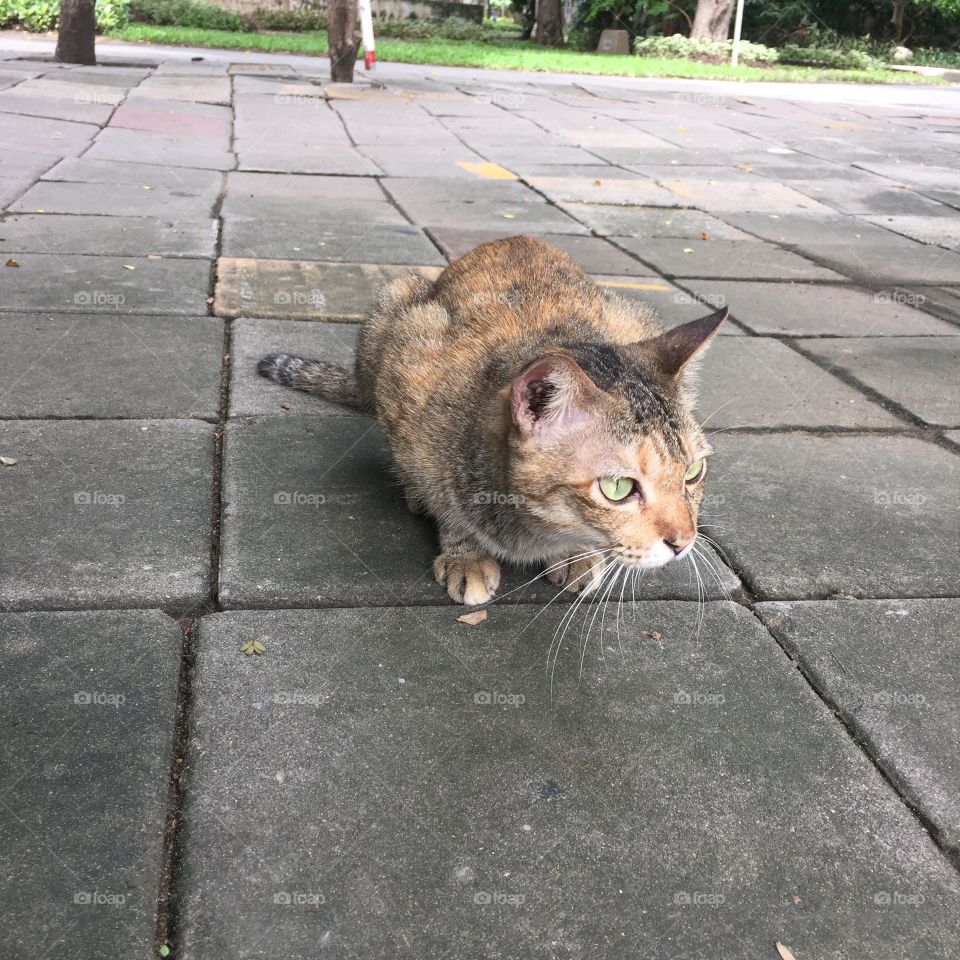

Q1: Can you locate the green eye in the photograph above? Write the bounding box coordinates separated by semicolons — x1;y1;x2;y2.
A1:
684;459;705;483
599;476;636;502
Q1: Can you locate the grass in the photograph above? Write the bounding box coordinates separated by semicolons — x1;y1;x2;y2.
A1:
109;24;941;83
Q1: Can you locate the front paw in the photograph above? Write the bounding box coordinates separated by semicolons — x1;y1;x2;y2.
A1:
546;556;607;595
433;554;501;605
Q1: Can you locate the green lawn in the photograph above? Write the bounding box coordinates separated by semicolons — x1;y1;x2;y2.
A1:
110;24;937;83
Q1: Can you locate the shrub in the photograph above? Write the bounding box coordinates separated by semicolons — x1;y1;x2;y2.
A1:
0;0;128;31
130;0;245;31
778;43;881;68
634;33;778;64
253;6;326;31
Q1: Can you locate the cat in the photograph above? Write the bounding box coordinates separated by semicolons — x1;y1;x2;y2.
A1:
258;235;725;606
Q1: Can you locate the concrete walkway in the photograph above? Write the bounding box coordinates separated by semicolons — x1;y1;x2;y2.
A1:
1;39;958;960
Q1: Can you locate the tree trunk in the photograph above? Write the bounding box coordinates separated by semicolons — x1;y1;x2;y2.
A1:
55;0;96;65
890;0;909;42
536;0;563;46
327;0;360;83
689;0;735;41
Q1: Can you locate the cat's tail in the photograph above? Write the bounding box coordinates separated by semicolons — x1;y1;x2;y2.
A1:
257;353;360;408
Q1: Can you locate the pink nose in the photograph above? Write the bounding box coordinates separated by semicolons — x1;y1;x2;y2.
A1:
664;531;695;555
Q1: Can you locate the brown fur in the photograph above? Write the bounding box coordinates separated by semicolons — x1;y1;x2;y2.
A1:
261;236;725;604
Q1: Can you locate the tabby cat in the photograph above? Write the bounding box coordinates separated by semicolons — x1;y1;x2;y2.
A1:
259;235;725;605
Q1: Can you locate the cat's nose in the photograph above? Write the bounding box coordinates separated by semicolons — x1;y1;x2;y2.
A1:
664;532;694;555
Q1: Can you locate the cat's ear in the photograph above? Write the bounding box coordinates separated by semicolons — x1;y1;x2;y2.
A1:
643;307;728;378
510;354;601;438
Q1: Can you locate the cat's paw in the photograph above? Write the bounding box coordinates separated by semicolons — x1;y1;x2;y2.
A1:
546;556;607;595
433;554;501;605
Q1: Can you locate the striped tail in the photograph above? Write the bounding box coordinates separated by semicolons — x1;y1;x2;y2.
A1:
256;353;360;408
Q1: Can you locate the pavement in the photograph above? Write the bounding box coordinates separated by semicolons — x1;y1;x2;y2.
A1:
1;36;958;960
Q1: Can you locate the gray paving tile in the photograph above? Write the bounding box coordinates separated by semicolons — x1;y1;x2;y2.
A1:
592;276;743;329
798;336;960;427
0;213;218;258
380;176;539;205
235;139;380;175
218;416;737;608
680;281;958;337
560;204;755;240
1;253;210;314
223;171;384;215
656;177;833;214
614;238;844;281
717;211;901;247
214;259;443;321
524;175;685;207
0;609;181;960
708;433;959;599
0;419;214;611
230;318;360;417
180;603;960;959
84;127;233;170
356;143;487;178
127;75;231;104
42;156;223;199
758;599;960;857
391;197;589;235
0;176;30;209
694;337;900;429
0;91;114;124
862;215;960;250
222;220;444;265
789;179;956;217
0;145;62;180
798;238;960;286
0;313;223;418
11;179;220;219
0;112;99;155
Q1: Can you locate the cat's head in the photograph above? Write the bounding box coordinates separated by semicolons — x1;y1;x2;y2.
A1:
506;308;726;569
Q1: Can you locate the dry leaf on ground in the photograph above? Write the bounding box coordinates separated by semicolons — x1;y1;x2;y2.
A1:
457;610;488;626
776;942;798;960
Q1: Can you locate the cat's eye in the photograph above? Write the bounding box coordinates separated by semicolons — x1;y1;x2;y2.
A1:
599;476;636;502
684;459;705;484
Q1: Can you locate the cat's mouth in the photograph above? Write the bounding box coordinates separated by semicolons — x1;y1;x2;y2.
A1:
614;538;695;570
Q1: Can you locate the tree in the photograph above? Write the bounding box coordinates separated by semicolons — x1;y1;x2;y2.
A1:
327;0;360;82
537;0;564;44
689;0;734;40
56;0;96;65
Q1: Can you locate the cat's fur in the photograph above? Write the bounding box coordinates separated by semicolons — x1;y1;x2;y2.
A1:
259;235;725;605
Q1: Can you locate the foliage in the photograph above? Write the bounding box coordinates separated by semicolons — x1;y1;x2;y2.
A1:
635;32;778;62
778;43;881;68
0;0;128;31
911;45;960;66
130;0;245;31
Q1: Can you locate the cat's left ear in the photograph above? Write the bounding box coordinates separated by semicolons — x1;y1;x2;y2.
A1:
510;353;602;438
642;307;728;378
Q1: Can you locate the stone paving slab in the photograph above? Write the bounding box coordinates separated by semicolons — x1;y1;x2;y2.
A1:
658;177;834;214
356;143;487;178
0;609;181;960
559;204;755;240
222;171;385;212
10;76;127;106
222;220;444;266
12;178;220;219
0;91;115;124
0;419;214;611
799;239;960;286
797;336;960;427
592;276;744;329
0;111;99;154
524;176;687;207
380;176;539;205
863;215;960;250
0;144;62;180
42;157;224;200
0;176;30;208
716;210;901;248
84;128;234;171
214;259;442;321
614;237;845;281
235;139;380;176
109;101;232;139
0;313;223;418
693;337;900;429
390;197;589;235
757;598;960;859
680;280;959;337
229;318;360;417
127;75;231;105
789;179;956;217
1;253;211;314
180;603;960;959
708;433;959;599
0;213;218;258
219;416;738;608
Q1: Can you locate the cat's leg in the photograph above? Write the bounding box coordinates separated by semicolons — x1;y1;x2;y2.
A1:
433;527;501;606
546;555;608;595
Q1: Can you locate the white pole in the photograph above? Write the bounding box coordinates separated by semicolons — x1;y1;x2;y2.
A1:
730;0;745;66
359;0;376;69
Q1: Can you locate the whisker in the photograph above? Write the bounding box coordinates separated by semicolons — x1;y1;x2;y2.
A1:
697;397;736;430
494;548;612;606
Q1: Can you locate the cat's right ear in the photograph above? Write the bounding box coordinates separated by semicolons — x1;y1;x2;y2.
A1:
510;354;599;438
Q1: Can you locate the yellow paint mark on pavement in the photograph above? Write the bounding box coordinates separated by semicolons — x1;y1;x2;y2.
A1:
598;281;671;292
457;161;518;180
